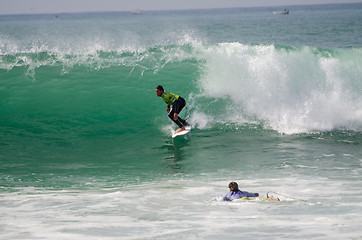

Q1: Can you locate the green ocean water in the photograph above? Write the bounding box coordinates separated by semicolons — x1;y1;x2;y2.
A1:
1;3;362;239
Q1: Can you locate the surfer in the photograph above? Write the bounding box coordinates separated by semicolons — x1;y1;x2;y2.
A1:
155;85;189;133
223;181;279;201
223;181;259;201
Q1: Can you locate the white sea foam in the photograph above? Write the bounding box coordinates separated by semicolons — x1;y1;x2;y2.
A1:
196;43;362;134
1;175;361;239
189;110;212;130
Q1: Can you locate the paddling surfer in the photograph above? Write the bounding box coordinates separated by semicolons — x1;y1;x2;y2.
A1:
155;85;188;133
223;181;280;201
223;181;259;201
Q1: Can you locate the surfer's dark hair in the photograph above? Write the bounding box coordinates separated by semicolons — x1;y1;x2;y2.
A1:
156;85;164;91
228;181;239;192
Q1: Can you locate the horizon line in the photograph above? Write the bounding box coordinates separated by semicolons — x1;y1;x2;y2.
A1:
0;2;361;17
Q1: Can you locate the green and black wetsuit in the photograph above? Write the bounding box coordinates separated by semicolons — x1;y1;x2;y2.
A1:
161;92;187;128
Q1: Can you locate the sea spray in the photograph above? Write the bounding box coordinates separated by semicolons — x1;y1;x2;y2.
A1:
195;43;362;133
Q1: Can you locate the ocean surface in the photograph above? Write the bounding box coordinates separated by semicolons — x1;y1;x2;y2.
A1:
1;3;362;239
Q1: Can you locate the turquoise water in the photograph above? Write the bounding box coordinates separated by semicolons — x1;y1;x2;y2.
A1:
1;4;362;239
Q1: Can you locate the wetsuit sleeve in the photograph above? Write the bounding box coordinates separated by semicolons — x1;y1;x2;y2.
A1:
244;191;258;197
222;192;231;201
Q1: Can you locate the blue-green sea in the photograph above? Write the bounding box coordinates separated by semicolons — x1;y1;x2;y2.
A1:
1;3;362;239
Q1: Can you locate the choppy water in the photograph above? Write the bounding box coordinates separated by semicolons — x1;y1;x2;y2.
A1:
1;3;362;239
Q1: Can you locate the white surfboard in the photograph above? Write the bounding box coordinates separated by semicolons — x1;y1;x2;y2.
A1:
172;125;191;138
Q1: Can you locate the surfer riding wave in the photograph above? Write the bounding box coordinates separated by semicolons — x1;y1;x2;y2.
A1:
155;85;189;133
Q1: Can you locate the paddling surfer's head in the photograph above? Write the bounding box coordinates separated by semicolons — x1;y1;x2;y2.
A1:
228;181;239;192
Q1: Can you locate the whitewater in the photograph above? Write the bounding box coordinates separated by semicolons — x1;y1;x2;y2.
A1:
1;3;362;239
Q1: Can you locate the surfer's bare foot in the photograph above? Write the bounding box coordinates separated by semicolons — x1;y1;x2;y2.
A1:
177;127;185;133
267;195;280;201
184;121;189;126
